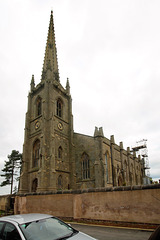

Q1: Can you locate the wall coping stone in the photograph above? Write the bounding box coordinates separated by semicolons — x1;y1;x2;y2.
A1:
15;184;160;197
123;186;132;191
132;185;142;190
142;184;160;190
113;186;123;191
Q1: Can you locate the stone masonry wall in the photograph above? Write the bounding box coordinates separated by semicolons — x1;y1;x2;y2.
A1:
14;184;160;225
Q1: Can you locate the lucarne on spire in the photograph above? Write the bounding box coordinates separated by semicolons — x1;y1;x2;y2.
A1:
41;11;59;82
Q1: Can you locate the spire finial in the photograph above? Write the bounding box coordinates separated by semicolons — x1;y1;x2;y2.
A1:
66;78;70;95
30;74;35;92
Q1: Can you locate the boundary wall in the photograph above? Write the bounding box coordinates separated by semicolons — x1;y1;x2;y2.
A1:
13;184;160;225
0;195;11;212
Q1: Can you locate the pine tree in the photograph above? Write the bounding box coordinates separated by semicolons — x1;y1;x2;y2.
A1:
0;150;22;194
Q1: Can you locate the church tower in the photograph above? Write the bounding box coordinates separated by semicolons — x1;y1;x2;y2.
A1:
19;11;75;193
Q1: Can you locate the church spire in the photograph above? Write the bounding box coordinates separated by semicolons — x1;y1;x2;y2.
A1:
41;10;59;82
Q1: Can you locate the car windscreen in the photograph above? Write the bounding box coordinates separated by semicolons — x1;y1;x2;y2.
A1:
19;217;78;240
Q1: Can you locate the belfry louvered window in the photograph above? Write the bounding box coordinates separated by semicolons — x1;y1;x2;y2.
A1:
56;99;62;118
36;97;42;116
82;153;90;179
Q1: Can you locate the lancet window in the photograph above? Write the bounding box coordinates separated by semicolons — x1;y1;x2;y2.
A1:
58;146;63;159
33;139;40;168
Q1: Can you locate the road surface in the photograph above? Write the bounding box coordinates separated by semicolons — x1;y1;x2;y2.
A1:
70;223;153;240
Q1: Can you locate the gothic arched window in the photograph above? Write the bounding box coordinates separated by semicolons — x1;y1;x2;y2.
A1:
81;153;90;180
32;178;38;192
33;139;40;168
56;98;63;118
58;146;63;159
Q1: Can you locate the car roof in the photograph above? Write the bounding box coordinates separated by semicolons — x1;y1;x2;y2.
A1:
0;213;53;225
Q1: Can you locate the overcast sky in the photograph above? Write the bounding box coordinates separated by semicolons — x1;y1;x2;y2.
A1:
0;0;160;194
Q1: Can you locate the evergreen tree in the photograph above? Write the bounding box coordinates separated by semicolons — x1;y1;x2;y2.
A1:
0;150;22;194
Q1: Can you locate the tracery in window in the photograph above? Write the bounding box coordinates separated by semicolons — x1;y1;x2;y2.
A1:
33;139;40;168
81;153;90;180
56;98;63;118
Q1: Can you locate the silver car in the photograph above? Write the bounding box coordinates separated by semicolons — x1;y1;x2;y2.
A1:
0;213;96;240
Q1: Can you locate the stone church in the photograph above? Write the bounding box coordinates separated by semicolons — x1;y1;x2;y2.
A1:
19;11;145;194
